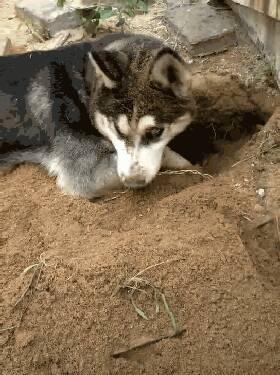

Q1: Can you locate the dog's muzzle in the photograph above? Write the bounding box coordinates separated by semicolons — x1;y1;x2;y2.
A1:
121;175;148;189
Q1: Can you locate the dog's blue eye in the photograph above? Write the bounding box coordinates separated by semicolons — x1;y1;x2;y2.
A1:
144;127;163;142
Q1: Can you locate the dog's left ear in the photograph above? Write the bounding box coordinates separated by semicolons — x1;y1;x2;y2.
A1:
85;49;128;91
150;48;191;97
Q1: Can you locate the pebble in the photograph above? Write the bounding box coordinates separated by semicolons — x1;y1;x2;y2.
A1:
256;188;265;198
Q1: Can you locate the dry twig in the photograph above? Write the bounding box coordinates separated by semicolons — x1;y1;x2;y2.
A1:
14;255;46;307
159;169;213;179
112;327;186;358
231;156;254;168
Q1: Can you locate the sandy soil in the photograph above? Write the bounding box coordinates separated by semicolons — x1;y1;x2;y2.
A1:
1;1;280;374
1;107;280;375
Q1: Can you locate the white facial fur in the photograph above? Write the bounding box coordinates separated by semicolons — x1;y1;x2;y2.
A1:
95;111;191;188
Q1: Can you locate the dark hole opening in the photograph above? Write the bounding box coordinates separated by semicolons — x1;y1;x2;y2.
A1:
169;111;266;165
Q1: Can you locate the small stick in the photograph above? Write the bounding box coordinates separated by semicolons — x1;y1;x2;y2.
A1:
14;262;43;307
111;328;186;358
102;190;129;203
128;258;186;283
159;169;213;179
231;156;254;168
14;268;38;307
0;325;17;333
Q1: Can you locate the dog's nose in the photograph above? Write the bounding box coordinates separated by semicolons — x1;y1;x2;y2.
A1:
122;176;147;189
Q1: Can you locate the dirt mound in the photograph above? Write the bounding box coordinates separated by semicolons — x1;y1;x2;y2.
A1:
1;81;280;374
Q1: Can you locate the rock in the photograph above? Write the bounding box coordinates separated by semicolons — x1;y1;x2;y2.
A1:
256;188;265;198
166;1;237;56
166;0;199;10
15;0;82;38
0;38;12;56
32;30;70;51
31;28;85;51
67;0;94;7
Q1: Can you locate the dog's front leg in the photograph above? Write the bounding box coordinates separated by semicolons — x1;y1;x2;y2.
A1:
161;147;197;170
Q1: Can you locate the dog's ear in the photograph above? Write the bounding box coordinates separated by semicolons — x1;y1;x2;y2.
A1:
85;50;128;90
150;48;191;97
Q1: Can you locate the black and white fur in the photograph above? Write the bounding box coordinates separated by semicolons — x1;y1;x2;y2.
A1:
0;33;196;199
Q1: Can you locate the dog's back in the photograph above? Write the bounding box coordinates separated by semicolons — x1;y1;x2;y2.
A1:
0;33;134;152
0;33;196;198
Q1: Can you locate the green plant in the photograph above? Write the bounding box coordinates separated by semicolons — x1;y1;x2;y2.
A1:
118;259;187;333
57;0;148;34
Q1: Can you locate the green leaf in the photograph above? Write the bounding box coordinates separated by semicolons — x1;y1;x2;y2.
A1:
99;6;113;20
131;298;148;320
161;293;177;332
137;0;148;12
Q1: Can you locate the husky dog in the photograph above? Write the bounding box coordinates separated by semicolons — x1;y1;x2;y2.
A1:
0;33;196;199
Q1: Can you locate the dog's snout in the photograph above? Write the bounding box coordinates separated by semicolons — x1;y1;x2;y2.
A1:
121;175;147;189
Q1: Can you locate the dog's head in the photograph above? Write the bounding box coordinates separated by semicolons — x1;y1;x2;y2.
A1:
87;37;196;188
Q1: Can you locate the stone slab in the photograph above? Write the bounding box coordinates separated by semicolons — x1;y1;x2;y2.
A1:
166;2;237;56
15;0;81;38
0;37;12;56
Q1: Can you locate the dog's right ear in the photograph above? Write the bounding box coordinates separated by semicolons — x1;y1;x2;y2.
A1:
85;50;128;90
149;48;191;98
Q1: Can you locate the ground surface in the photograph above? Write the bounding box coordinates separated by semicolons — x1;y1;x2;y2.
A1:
1;1;280;374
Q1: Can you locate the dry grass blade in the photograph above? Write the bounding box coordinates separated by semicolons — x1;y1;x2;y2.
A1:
120;258;186;331
102;190;129;202
14;256;46;307
159;169;213;179
160;292;177;332
131;297;148;320
0;325;17;333
22;263;39;274
122;274;180;331
128;258;186;283
126;285;149;294
154;289;160;314
231;156;254;167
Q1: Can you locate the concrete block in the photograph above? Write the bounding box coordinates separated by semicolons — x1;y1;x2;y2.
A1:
15;0;81;38
166;2;237;56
